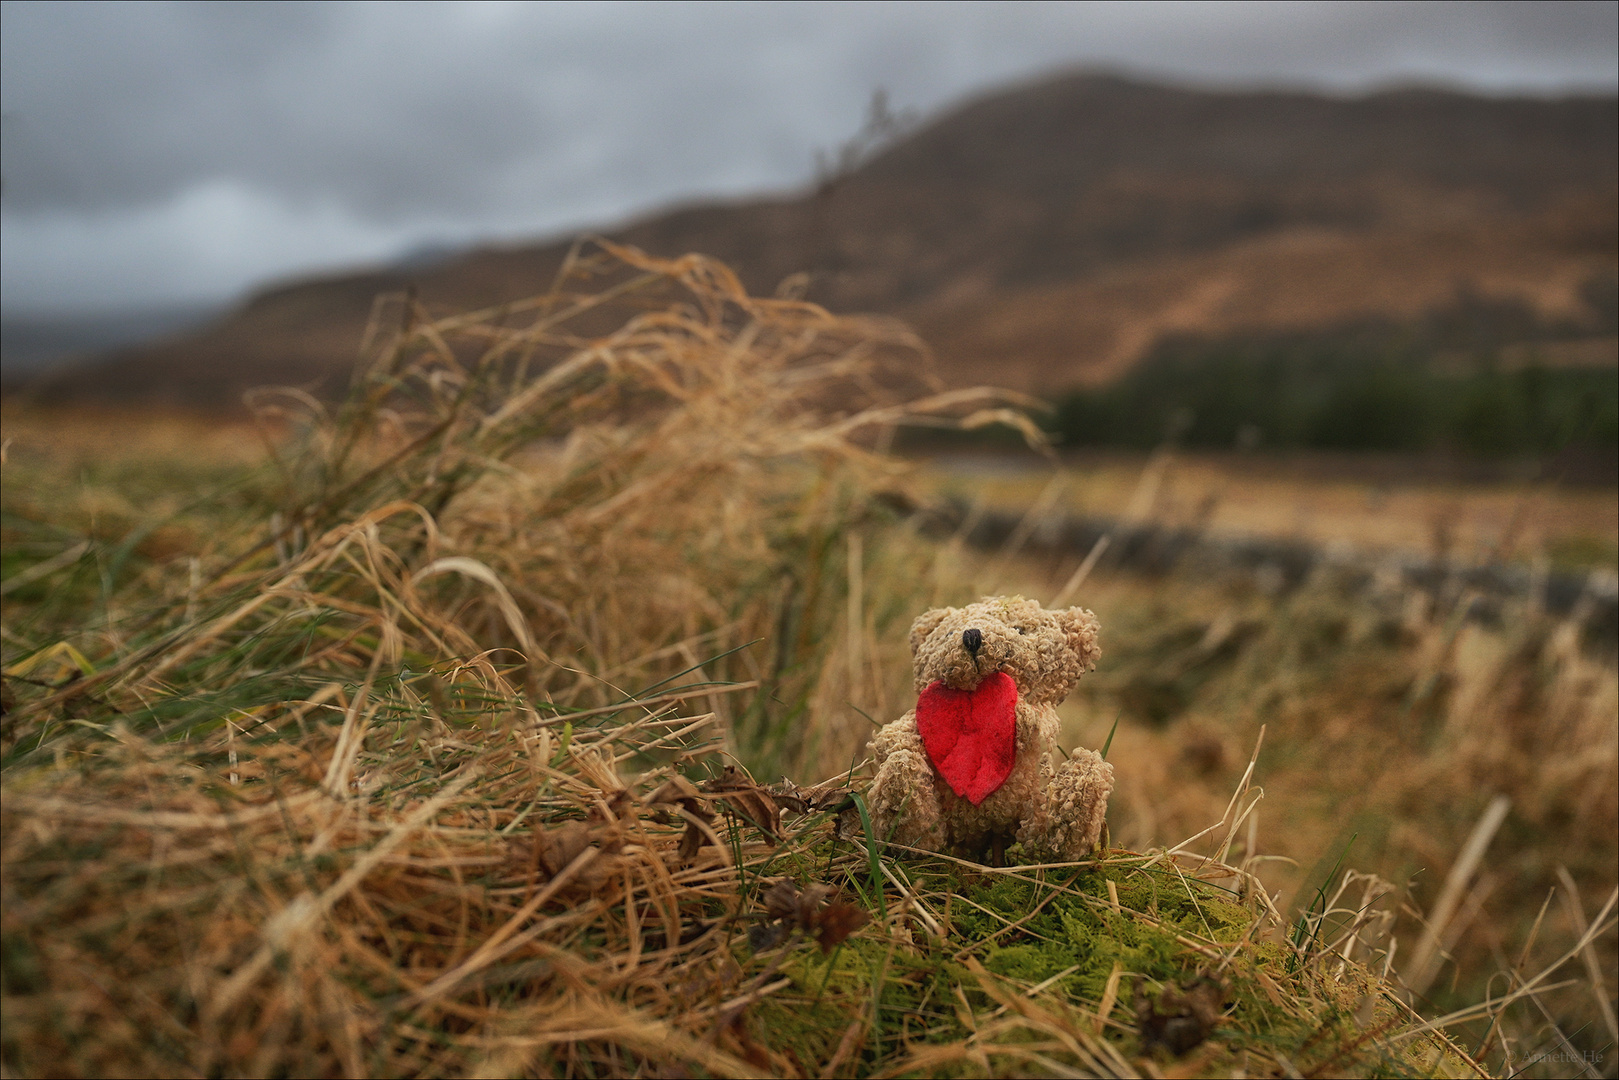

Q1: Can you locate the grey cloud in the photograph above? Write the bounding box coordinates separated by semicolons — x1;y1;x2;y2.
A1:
0;0;1612;312
6;1;1610;217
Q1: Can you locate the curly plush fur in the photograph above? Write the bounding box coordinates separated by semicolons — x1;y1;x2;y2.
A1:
867;596;1114;862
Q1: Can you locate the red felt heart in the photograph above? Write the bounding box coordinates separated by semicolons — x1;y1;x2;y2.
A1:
915;671;1018;805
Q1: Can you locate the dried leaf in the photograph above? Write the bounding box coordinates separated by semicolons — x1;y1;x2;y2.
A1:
747;922;787;951
720;791;781;842
1137;976;1227;1056
770;779;855;815
535;820;596;879
645;775;704;808
508;819;626;899
706;765;753;790
702;767;782;843
811;901;869;954
677;818;709;861
762;878;804;922
754;878;868;953
766;784;811;816
793;883;836;926
647;775;716;862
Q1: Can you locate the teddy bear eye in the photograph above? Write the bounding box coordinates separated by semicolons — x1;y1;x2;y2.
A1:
1016;627;1027;635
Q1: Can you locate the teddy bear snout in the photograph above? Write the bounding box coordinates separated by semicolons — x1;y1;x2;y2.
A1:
962;627;984;657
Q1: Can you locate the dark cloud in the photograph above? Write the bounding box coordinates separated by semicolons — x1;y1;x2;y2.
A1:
1;0;1613;311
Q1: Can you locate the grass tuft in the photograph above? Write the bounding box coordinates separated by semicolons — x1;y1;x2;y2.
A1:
1;243;1606;1077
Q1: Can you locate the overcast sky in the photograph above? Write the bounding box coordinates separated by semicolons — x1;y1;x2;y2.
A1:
2;0;1615;316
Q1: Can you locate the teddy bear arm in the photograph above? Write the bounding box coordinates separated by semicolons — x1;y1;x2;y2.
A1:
867;748;945;851
1036;749;1115;860
870;712;922;764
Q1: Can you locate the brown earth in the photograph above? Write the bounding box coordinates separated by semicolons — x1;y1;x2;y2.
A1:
19;72;1618;408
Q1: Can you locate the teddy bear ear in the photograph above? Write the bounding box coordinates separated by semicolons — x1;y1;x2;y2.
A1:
1058;607;1103;671
909;607;953;656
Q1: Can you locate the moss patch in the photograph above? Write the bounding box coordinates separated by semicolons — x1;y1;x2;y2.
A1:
726;840;1479;1078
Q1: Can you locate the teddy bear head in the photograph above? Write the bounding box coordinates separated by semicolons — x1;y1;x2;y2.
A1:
908;595;1101;706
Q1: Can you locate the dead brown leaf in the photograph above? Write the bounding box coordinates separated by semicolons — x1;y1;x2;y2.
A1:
509;819;625;896
761;878;809;922
755;878;869;954
811;902;869;954
770;779;855;815
646;774;716;861
1137;976;1228;1057
702;766;782;844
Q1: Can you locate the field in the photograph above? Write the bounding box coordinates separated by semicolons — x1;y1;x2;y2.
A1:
918;452;1618;570
2;245;1615;1078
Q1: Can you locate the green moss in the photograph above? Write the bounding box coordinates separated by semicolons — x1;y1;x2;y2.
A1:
741;924;979;1074
732;844;1474;1077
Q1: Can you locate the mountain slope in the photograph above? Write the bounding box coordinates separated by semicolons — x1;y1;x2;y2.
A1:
26;73;1618;407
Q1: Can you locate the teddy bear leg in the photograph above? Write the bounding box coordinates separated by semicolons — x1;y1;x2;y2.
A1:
1026;749;1115;861
868;748;946;852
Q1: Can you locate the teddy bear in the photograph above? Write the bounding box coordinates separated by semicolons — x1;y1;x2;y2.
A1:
866;596;1113;863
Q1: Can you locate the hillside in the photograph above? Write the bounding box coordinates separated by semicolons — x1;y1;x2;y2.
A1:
19;72;1618;407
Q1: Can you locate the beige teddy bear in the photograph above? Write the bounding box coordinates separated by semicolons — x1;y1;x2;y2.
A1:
867;596;1113;863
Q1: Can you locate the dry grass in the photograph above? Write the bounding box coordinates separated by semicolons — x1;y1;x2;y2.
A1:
2;243;1611;1077
966;490;1619;1077
918;453;1618;571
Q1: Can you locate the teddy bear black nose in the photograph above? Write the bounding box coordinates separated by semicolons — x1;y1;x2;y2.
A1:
962;627;983;656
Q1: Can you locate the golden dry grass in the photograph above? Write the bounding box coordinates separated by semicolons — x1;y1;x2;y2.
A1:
2;243;1613;1078
963;508;1618;1077
918;453;1618;571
